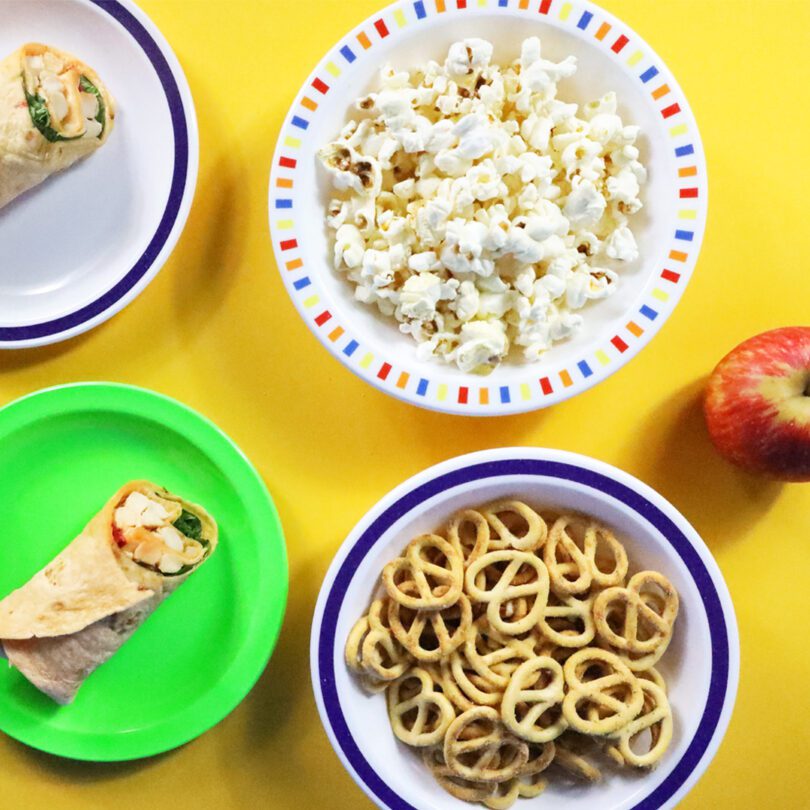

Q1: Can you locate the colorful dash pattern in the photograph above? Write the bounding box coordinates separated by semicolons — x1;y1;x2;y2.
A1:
271;0;705;411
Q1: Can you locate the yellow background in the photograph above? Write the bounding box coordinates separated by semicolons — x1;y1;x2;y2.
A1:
1;0;809;807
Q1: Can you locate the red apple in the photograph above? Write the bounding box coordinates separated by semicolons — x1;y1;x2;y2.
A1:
704;327;810;481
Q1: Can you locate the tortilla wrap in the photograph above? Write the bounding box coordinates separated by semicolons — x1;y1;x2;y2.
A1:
0;42;115;210
0;481;217;704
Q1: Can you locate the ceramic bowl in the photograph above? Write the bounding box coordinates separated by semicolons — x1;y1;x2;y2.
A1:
311;447;738;810
270;0;707;415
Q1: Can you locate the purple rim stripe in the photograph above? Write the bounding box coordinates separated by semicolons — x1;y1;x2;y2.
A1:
318;459;730;810
0;0;190;342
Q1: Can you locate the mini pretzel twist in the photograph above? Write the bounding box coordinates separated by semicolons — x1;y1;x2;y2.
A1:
538;592;596;649
463;618;533;690
562;648;643;736
388;589;473;662
501;656;567;744
387;667;456;747
480;500;549;553
443;706;529;784
637;667;667;693
345;615;371;674
593;571;679;655
444;650;506;709
361;624;410;681
483;778;521;809
544;515;629;596
553;735;602;782
516;773;549;799
521;740;556;776
465;550;549;636
606;680;673;768
447;509;492;567
383;534;464;611
421;747;496;803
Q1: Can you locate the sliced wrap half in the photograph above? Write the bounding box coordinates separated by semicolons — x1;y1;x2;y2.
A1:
0;481;217;704
0;42;115;210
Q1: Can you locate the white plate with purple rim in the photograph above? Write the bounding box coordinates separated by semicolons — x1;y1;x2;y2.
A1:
269;0;708;416
311;447;739;810
0;0;198;349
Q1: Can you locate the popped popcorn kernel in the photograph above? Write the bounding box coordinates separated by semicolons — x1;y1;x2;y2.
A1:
318;37;647;374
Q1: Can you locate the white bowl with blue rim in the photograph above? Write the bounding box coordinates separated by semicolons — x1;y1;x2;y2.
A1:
0;0;198;349
310;447;739;810
269;0;707;416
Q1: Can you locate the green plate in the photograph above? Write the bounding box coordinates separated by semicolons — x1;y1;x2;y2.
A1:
0;383;288;761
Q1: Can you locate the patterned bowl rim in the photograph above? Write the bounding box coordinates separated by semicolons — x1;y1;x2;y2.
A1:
268;0;708;415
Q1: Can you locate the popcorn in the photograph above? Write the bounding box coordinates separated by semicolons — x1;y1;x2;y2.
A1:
452;320;509;374
319;37;646;374
605;226;640;262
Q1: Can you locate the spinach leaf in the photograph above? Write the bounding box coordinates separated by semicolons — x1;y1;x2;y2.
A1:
173;509;202;540
79;74;106;138
173;509;206;543
24;90;70;143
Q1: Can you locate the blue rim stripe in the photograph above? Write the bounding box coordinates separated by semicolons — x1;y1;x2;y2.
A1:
640;65;660;83
317;460;731;810
0;0;191;342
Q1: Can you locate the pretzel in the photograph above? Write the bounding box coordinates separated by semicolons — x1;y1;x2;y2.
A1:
465;550;549;636
345;615;371;674
562;648;643;736
464;619;533;690
447;509;491;567
358;674;390;694
501;656;567;743
483;778;521;809
637;666;667;693
544;515;628;596
605;680;673;768
383;534;464;611
480;501;549;553
520;740;556;776
538;592;596;648
516;773;548;799
361;623;411;681
367;596;393;631
593;571;679;656
388;587;472;662
345;498;681;805
444;650;505;709
534;635;580;667
443;706;529;783
553;735;602;782
387;667;456;747
421;747;495;803
344;612;398;692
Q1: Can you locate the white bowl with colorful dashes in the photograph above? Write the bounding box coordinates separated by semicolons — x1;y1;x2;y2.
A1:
269;0;707;415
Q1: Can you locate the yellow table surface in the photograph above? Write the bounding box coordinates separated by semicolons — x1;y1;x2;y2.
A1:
1;0;809;807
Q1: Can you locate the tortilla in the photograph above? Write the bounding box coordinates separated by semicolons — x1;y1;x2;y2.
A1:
0;481;217;704
0;42;115;210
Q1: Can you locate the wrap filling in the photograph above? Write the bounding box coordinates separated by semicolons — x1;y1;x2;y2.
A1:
21;44;107;143
113;491;211;577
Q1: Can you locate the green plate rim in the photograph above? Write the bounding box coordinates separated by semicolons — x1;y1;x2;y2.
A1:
0;382;289;762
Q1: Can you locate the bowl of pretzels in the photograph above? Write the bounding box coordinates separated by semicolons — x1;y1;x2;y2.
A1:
311;447;739;810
